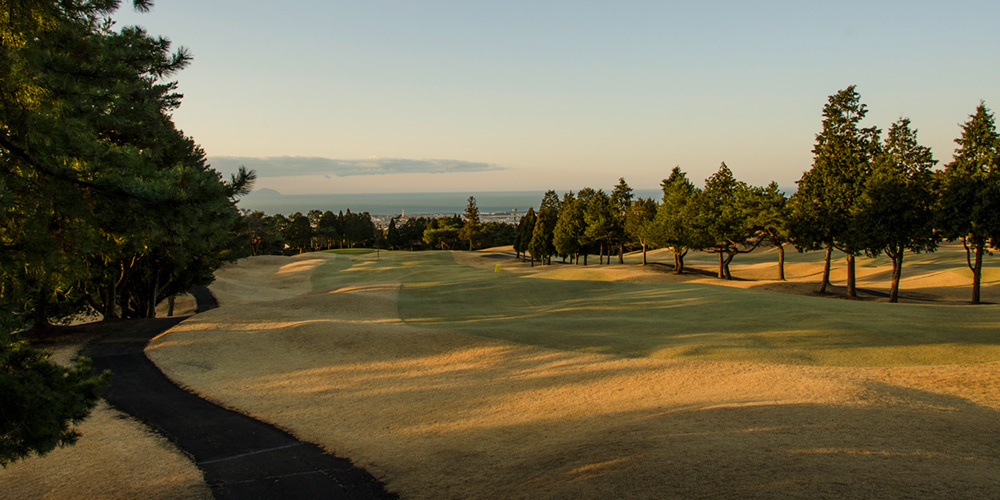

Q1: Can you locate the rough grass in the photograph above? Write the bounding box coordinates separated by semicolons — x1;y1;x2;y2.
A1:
141;245;1000;499
0;342;211;500
310;250;1000;367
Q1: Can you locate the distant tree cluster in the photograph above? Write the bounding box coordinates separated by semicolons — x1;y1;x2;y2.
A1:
239;197;516;254
515;87;1000;305
241;209;377;255
1;0;252;465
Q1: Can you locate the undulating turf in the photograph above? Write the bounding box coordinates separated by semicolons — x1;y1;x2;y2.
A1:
321;248;377;255
310;250;1000;367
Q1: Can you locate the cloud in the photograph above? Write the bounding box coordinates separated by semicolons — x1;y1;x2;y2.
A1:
209;156;506;178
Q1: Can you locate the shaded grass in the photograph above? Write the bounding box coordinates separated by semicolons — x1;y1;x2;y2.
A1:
321;248;377;255
311;251;1000;367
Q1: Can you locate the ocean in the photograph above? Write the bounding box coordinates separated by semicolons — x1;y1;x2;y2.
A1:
237;189;665;217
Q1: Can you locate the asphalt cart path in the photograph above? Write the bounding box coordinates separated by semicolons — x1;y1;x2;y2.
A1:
86;288;396;499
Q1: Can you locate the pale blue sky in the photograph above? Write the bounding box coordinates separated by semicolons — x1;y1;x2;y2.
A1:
115;1;999;194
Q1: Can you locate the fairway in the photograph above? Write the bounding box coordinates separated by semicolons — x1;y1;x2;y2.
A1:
314;249;1000;366
144;247;1000;498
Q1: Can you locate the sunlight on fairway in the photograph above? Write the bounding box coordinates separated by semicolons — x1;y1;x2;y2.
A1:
307;250;1000;367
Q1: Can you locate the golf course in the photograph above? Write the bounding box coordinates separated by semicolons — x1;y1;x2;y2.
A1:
5;244;1000;498
150;245;1000;497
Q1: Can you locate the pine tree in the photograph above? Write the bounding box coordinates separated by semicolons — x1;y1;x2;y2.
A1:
746;183;791;280
583;191;615;265
791;86;880;296
529;190;560;265
514;208;536;262
654;167;701;273
458;196;483;251
610;178;634;263
625;198;659;265
938;102;1000;304
553;192;583;263
698;163;761;280
853;118;937;302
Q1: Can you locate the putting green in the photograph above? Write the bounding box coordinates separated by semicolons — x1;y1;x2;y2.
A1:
310;251;1000;367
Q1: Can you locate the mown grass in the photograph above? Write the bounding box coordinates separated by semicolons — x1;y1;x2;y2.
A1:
321;248;377;255
310;250;1000;367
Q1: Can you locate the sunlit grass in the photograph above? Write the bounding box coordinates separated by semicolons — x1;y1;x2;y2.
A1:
310;250;1000;367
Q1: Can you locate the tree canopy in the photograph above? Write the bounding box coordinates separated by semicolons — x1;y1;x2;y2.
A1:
1;0;253;464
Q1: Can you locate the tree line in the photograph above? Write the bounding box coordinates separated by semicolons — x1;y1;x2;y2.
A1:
507;87;999;306
240;197;516;255
1;1;252;465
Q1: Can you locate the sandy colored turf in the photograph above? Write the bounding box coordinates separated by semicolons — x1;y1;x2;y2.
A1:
146;246;1000;498
0;343;211;500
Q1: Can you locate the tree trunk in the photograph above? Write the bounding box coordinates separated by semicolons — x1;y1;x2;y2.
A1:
846;253;857;299
717;252;725;279
618;245;624;264
889;246;903;303
819;246;832;294
674;249;686;274
167;295;176;317
972;241;984;304
34;290;50;328
642;243;647;266
583;253;588;266
777;243;785;281
722;253;735;280
104;280;118;321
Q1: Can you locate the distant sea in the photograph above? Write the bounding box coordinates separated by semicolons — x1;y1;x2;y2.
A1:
238;189;665;217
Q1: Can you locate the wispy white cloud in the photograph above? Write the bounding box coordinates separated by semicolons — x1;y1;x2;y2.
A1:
209;156;506;178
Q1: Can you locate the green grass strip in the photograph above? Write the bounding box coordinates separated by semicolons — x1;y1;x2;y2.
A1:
311;251;1000;367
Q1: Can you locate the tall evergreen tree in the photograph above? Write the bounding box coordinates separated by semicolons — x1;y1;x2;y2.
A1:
610;178;634;263
458;196;482;251
386;217;402;250
746;183;791;280
654;167;701;273
529;190;560;265
791;85;880;296
697;163;762;280
0;0;249;465
583;191;616;265
854;118;937;302
625;198;659;265
514;207;536;262
283;213;313;253
553;192;583;263
938;102;1000;304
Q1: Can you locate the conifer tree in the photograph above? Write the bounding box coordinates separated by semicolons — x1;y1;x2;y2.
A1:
625;198;659;265
654;167;701;273
459;196;482;251
746;183;791;280
514;207;536;262
791;86;880;296
610;178;634;263
553;192;583;263
583;191;616;265
938;102;1000;304
529;190;560;265
698;163;761;280
854;118;937;302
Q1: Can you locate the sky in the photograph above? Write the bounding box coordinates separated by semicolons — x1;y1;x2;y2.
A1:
114;1;1000;195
